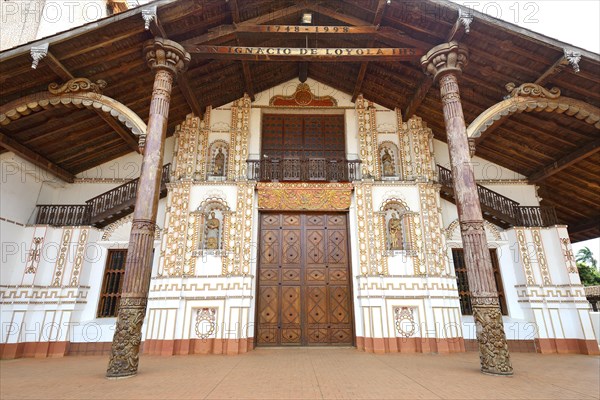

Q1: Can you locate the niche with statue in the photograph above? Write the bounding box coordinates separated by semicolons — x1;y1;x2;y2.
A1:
379;142;401;179
207;141;229;179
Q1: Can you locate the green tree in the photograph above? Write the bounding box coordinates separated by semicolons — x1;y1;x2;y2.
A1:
577;263;600;286
576;247;597;269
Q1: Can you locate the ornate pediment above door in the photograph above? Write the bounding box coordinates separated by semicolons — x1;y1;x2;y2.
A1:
269;83;338;107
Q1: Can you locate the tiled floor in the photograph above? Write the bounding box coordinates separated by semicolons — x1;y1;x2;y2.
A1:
1;348;599;399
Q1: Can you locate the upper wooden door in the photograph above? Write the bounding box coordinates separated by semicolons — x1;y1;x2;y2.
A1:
257;213;353;346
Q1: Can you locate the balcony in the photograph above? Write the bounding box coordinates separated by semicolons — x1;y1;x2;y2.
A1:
247;158;361;182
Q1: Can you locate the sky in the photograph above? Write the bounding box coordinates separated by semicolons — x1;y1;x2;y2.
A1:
450;1;600;52
451;1;599;260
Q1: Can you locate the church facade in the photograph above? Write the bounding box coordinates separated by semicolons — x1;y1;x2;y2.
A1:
2;77;597;358
1;1;599;374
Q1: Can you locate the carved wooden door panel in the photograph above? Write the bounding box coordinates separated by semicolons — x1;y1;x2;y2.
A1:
257;213;353;346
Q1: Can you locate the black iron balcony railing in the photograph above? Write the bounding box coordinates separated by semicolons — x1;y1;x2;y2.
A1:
437;165;558;228
35;164;170;227
247;158;361;182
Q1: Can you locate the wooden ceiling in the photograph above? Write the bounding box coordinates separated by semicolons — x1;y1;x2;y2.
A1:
0;0;598;241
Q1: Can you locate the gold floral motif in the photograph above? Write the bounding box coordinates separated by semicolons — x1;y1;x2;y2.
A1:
531;228;552;285
223;182;256;275
159;183;191;276
356;96;379;178
515;228;535;285
51;229;72;286
69;228;89;286
560;237;578;273
257;182;353;211
394;307;416;337
25;236;44;274
227;95;251;180
195;308;217;339
173;113;202;181
418;184;449;276
354;182;387;275
398;116;435;181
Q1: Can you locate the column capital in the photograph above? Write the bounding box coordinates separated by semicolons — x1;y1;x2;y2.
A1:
420;41;468;82
144;37;191;75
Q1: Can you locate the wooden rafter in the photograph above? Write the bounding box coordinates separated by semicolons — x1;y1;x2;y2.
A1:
529;138;600;183
567;215;600;236
352;0;387;102
0;132;75;183
41;51;141;153
535;55;571;86
228;0;255;101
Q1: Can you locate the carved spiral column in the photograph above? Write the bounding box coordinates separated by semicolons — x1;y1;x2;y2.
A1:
107;38;190;379
421;42;513;375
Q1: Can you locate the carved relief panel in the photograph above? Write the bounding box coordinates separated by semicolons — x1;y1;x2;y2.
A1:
398;115;435;181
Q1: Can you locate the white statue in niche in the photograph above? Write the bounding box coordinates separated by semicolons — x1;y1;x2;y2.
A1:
213;148;225;176
381;148;395;176
205;211;221;249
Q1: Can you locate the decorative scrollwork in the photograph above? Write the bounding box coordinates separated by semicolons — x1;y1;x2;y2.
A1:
269;83;337;107
394;307;416;337
505;82;560;99
195;308;217;339
48;78;107;95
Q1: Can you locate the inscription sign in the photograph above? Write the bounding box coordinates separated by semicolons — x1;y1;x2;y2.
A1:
238;25;377;34
191;45;423;61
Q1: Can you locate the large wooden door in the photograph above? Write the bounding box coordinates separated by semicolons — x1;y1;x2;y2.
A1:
257;213;353;346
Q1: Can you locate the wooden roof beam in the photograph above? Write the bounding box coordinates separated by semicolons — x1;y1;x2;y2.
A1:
535;55;571;86
228;0;255;101
41;51;142;153
567;215;600;237
181;4;310;48
352;0;387;102
529;138;600;183
0;132;75;183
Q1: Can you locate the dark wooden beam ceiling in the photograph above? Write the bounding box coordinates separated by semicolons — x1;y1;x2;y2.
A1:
228;0;255;101
0;132;75;183
352;0;387;102
529;138;600;182
42;50;141;153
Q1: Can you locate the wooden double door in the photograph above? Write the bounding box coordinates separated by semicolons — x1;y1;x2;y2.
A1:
256;213;353;346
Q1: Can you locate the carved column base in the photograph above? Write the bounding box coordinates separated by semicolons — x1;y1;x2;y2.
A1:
472;298;513;376
106;297;148;378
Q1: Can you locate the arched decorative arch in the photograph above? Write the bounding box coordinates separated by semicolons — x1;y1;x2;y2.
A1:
467;95;600;139
0;91;147;138
445;218;503;242
192;197;231;254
